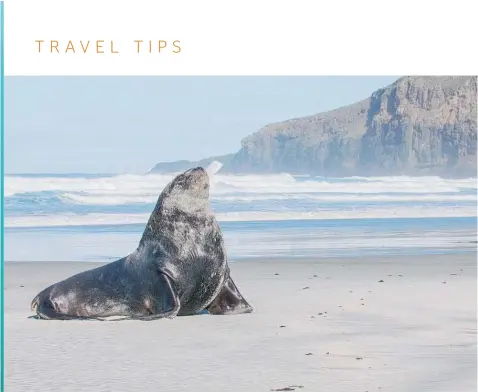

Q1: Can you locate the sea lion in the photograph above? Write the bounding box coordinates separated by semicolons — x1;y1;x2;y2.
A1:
30;167;253;320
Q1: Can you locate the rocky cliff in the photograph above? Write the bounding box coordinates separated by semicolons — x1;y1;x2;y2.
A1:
152;76;477;177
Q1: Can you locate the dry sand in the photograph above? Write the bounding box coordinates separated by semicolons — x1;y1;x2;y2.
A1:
4;253;477;392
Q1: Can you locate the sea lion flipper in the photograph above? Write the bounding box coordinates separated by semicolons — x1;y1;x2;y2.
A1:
139;273;181;321
207;275;253;315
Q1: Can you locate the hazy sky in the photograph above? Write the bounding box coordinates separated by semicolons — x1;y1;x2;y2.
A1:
6;76;399;174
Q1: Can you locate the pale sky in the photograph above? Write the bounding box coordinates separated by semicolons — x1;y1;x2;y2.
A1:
5;76;399;174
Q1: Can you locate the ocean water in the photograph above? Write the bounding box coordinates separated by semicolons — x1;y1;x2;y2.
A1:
3;168;477;262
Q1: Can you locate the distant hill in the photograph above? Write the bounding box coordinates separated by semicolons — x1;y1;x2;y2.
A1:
150;76;477;178
149;154;233;174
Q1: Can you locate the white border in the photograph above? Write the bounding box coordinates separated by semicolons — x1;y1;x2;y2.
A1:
4;0;478;75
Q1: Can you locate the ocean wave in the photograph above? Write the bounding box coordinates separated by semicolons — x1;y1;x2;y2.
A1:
52;192;478;206
4;205;477;228
5;173;477;205
4;173;172;198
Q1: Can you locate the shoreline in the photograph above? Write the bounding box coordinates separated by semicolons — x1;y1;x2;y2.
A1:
4;249;477;264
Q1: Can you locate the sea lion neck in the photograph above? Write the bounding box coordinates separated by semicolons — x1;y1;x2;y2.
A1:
138;190;210;249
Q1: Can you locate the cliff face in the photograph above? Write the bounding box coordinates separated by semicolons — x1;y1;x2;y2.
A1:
359;76;477;177
223;76;477;177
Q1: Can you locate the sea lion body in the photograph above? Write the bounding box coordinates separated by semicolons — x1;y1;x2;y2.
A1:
31;167;252;320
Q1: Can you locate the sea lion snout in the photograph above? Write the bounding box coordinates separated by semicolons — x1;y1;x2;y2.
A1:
174;166;210;199
186;167;208;184
185;166;207;179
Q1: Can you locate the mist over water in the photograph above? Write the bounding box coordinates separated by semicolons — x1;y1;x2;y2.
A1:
4;167;477;261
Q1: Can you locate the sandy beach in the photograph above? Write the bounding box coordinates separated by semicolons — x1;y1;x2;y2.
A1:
4;253;477;392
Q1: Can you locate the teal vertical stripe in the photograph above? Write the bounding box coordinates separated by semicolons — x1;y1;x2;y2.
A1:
0;1;4;391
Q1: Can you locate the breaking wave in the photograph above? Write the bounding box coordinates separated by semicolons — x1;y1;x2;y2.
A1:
4;170;476;229
5;173;477;204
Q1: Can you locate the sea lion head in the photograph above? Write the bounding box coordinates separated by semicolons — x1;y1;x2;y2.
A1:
138;167;212;247
164;166;210;202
